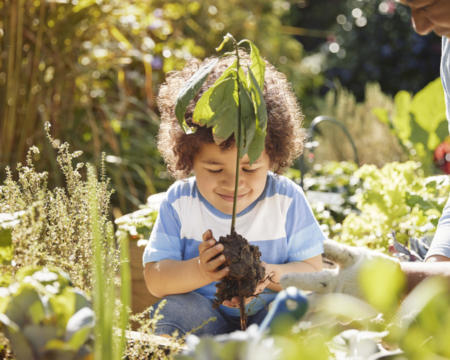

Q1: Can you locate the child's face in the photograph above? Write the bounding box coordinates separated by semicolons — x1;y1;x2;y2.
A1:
193;142;271;215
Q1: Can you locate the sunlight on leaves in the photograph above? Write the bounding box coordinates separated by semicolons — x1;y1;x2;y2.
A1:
358;257;405;313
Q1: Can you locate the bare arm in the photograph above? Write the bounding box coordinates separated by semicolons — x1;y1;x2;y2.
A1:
401;261;450;293
143;230;229;298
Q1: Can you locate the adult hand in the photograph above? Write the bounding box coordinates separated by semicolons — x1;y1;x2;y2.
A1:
197;229;229;282
397;0;450;36
280;240;399;298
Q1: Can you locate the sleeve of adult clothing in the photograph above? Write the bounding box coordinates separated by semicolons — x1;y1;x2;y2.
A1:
441;36;450;134
426;36;450;259
284;181;325;262
426;195;450;259
142;197;182;265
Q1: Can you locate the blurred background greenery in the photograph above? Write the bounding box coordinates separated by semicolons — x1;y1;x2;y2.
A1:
0;0;445;215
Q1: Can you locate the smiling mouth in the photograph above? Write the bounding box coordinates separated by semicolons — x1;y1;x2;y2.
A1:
218;193;247;202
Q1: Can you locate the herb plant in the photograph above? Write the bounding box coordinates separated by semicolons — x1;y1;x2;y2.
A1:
175;34;268;329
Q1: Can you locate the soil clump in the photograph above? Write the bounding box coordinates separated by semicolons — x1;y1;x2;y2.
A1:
213;230;266;329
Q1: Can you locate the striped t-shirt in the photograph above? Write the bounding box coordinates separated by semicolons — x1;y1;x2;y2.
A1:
143;172;325;316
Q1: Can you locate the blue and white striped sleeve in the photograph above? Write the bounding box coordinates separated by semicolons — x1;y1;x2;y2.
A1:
142;197;182;265
285;185;325;262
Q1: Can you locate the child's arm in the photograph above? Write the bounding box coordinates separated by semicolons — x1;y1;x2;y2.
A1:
144;229;229;298
263;255;323;292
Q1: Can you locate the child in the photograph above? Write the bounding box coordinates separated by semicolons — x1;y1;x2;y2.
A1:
143;53;325;337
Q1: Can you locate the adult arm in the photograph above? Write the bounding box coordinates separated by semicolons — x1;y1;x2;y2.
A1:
401;261;450;293
281;240;450;297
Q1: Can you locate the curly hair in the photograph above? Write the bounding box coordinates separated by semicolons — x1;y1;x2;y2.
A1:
157;52;305;179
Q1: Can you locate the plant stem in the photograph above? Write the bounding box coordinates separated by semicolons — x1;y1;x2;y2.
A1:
231;40;241;234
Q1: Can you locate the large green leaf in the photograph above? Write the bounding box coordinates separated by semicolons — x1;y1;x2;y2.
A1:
392;90;412;142
239;77;257;157
175;58;218;132
247;67;267;163
49;287;77;329
193;74;239;143
0;316;34;360
239;39;266;89
5;285;42;327
359;257;405;314
410;78;446;136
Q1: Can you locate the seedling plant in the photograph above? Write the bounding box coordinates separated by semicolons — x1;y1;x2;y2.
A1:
175;34;269;330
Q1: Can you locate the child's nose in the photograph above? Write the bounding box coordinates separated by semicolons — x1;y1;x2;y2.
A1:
221;170;244;189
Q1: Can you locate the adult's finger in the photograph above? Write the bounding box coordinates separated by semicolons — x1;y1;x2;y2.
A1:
323;240;358;268
280;270;336;293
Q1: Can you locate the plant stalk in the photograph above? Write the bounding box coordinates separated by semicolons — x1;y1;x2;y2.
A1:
231;40;241;234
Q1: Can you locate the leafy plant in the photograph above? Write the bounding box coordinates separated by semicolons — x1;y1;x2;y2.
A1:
87;164;131;360
312;82;406;167
0;126;131;359
0;266;94;360
374;78;448;174
286;161;361;238
175;34;268;329
0;0;311;214
0;124;114;292
177;260;450;360
337;161;450;251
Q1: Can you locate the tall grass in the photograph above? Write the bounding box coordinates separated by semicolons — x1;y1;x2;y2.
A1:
312;83;407;167
88;164;130;360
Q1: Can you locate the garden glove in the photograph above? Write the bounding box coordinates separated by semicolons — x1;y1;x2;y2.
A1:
280;239;399;298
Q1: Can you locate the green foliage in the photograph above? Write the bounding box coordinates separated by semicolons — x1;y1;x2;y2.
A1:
312;82;406;166
0;0;310;213
337;161;450;251
0;213;20;265
177;35;267;164
374;78;448;174
0;266;93;360
115;206;159;242
358;258;405;314
0;125;115;292
286;161;361;238
87;165;130;360
390;277;450;359
178;268;450;359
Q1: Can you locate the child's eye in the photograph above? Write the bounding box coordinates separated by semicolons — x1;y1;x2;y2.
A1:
242;168;257;173
207;169;222;173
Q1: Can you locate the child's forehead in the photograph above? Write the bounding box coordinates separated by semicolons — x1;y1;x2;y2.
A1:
195;142;264;164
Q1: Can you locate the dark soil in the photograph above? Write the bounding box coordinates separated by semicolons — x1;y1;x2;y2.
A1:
213;230;266;329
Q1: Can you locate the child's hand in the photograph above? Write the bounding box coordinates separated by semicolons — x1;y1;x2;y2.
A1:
198;229;229;283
